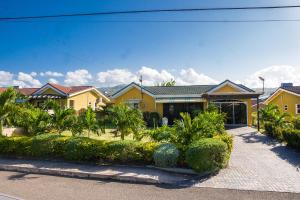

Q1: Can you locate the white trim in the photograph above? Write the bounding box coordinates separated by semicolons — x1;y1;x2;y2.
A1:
111;83;154;99
155;98;206;103
265;88;300;104
33;83;67;96
207;80;248;94
68;87;110;102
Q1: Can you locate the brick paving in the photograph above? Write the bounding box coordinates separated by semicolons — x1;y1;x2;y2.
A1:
194;127;300;193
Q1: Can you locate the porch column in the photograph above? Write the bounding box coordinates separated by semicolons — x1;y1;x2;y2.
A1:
257;97;260;131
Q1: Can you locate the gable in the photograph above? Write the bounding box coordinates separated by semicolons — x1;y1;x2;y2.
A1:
40;88;62;95
265;89;300;105
113;86;154;103
212;84;242;93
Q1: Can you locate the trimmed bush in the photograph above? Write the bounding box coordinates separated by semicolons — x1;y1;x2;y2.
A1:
0;135;158;165
282;129;300;151
213;133;233;153
185;138;228;173
293;117;300;130
64;137;106;161
153;143;179;168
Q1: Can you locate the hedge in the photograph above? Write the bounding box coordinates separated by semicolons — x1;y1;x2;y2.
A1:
0;134;159;164
153;143;179;168
282;129;300;151
185;138;229;173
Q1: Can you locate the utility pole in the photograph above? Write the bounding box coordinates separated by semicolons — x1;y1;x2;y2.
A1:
259;76;265;94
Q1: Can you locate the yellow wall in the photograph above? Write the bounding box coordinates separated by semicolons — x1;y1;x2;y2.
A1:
68;91;100;111
114;87;160;114
213;84;241;93
266;90;300;116
42;88;62;95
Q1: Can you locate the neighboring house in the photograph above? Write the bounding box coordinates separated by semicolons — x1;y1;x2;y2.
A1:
0;83;110;112
111;80;261;126
264;83;300;116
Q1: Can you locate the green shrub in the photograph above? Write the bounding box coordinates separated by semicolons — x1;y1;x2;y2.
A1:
264;122;274;136
185;138;228;173
31;134;67;158
213;133;233;153
282;129;300;151
153;143;179;168
137;142;159;163
64;137;106;161
292;117;300;130
148;125;174;142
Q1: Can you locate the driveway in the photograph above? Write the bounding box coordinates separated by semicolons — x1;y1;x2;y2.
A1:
194;127;300;193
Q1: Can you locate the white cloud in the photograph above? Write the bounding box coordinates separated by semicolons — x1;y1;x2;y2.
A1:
64;69;92;85
242;65;300;88
97;69;138;86
30;72;37;77
13;72;42;88
96;66;217;86
176;68;218;85
138;66;175;85
0;71;14;86
48;78;59;84
40;71;64;77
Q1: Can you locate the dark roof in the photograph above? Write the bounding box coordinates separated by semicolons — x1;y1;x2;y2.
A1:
281;86;300;95
143;85;216;95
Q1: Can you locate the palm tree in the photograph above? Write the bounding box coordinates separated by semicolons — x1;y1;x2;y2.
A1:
108;104;145;140
44;100;76;134
0;88;17;135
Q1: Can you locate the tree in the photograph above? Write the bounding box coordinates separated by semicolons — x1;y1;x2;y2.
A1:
157;79;176;86
0;88;18;135
44;100;77;134
108;104;145;140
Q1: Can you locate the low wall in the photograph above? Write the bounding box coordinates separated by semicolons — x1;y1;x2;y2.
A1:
2;127;25;137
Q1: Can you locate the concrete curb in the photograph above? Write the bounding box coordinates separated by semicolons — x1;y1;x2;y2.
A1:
0;164;162;184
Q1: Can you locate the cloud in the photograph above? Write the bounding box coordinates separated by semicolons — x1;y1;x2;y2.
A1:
96;66;218;86
48;78;59;84
97;69;138;86
64;69;92;85
138;66;175;85
0;71;14;86
30;72;37;77
177;68;218;85
13;72;42;88
40;71;64;77
242;65;300;88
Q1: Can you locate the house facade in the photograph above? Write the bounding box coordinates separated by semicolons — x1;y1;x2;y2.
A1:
264;83;300;116
1;83;110;112
111;80;261;126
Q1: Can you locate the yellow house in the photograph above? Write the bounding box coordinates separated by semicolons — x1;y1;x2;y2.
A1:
111;80;261;126
21;83;110;112
264;83;300;116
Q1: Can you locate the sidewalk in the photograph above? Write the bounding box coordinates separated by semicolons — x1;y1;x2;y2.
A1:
0;158;194;185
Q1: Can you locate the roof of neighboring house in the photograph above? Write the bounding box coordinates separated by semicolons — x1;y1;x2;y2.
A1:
280;86;300;95
18;88;39;95
0;87;6;93
47;83;93;95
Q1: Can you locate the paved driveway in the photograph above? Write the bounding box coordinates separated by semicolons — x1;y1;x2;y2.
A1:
194;127;300;193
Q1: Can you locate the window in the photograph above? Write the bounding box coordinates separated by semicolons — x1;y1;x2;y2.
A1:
284;105;288;112
69;100;75;108
296;104;300;114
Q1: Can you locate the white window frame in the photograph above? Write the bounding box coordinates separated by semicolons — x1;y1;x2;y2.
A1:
296;104;300;114
284;105;288;112
69;100;75;108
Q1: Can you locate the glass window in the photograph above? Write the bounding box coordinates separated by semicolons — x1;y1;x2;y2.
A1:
69;100;75;108
284;105;288;111
296;104;300;114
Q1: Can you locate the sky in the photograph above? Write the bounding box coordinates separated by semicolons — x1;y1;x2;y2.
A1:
0;0;300;88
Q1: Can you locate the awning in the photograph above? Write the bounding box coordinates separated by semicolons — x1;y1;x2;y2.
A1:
155;97;206;103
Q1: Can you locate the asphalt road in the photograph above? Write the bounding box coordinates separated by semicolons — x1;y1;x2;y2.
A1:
0;171;299;200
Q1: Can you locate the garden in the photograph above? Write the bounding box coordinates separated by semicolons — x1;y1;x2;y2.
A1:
0;88;233;173
259;104;300;151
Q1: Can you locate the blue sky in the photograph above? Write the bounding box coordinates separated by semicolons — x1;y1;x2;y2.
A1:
0;0;300;88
